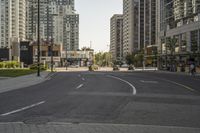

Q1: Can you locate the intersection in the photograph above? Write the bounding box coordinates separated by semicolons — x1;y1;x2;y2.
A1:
0;71;200;132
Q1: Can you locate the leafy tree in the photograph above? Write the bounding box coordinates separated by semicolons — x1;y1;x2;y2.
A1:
126;53;135;65
166;37;177;71
125;51;144;67
94;52;112;67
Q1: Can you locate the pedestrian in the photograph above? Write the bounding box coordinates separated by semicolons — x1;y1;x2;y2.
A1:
190;63;195;76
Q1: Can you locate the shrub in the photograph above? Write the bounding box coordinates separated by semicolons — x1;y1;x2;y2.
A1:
0;61;20;68
30;63;47;70
0;62;5;68
88;65;98;71
88;65;93;71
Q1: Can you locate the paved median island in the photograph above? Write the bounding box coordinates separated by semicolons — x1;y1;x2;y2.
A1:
0;71;54;94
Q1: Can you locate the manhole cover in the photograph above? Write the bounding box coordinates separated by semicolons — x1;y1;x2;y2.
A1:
23;117;50;124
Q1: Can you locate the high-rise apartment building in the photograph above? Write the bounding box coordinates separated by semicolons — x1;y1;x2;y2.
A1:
26;0;54;40
138;0;156;50
122;0;156;61
138;0;144;50
157;0;200;68
0;0;26;60
11;0;26;40
53;0;79;51
0;0;10;48
26;0;79;52
123;0;139;58
0;0;26;48
110;14;123;62
144;0;156;47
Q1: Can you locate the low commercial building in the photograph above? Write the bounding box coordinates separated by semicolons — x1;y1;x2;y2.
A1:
66;49;94;67
32;41;62;67
0;48;9;61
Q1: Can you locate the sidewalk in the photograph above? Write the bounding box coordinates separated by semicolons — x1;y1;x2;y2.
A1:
56;67;89;72
0;122;199;133
0;71;53;94
155;70;200;76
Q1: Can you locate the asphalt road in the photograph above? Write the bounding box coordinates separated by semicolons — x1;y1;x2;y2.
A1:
0;71;200;129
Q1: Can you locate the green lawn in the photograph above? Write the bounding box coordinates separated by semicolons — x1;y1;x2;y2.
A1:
0;69;37;77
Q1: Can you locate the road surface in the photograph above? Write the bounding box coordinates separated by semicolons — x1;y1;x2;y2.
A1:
0;71;200;132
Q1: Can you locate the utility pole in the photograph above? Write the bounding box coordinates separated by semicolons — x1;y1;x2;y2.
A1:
51;34;53;72
37;0;40;77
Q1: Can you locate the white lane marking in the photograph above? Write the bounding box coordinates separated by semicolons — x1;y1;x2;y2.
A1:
140;80;158;84
76;84;84;89
48;122;200;130
160;78;196;92
0;101;45;117
107;75;137;95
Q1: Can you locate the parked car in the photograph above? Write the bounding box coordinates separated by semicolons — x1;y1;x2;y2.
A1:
113;65;119;71
70;64;79;68
128;64;135;70
121;64;129;68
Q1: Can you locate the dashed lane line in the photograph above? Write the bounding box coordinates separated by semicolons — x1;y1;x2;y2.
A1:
0;101;45;117
76;84;84;89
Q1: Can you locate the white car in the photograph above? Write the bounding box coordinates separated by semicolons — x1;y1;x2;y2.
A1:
70;65;79;68
121;64;129;68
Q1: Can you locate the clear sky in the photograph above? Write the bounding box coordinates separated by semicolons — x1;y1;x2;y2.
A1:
75;0;123;52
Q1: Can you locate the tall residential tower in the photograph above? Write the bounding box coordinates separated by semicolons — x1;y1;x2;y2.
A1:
110;14;123;62
53;0;79;51
157;0;200;67
123;0;139;58
0;0;26;60
26;0;79;51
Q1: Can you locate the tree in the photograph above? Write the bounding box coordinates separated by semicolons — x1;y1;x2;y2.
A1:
125;51;144;67
166;37;177;71
134;52;144;67
94;52;112;67
125;53;135;65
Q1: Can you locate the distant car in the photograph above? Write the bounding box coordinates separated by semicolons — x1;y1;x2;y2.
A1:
113;65;119;71
121;64;128;68
128;65;135;70
70;65;79;68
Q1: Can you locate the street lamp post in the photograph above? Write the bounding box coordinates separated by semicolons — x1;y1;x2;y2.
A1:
37;0;40;77
51;37;53;72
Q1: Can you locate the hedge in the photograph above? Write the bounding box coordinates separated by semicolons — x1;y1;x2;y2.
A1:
0;61;20;68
